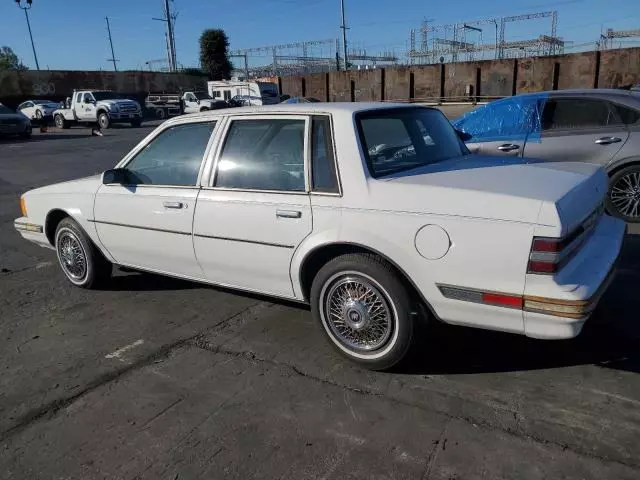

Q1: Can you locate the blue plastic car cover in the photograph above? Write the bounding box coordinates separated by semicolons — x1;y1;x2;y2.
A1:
452;93;548;143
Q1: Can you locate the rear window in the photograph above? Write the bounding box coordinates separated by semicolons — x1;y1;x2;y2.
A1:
356;107;468;178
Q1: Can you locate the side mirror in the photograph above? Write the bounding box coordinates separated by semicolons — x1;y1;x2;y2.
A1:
102;168;127;185
455;129;473;142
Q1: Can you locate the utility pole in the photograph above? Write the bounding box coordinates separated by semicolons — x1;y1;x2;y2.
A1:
164;0;176;71
105;17;118;71
14;0;39;70
340;0;348;70
153;0;177;72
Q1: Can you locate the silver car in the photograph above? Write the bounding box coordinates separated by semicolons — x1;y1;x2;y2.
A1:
453;89;640;222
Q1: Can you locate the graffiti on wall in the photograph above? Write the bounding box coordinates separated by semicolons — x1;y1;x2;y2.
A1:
32;82;56;96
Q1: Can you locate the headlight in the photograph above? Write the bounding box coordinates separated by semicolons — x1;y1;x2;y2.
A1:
108;104;119;112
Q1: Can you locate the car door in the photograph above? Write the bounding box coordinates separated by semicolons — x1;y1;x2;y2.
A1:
93;119;217;278
454;96;540;157
193;114;312;298
18;101;35;119
76;92;97;121
522;96;629;165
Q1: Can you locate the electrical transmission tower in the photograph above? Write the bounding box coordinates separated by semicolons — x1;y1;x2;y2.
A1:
408;10;564;64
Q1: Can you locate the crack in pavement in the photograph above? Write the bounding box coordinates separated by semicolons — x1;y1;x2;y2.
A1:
0;301;263;443
189;340;640;473
3;305;639;474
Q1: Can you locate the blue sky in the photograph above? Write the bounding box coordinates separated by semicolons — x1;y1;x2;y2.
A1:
1;0;640;71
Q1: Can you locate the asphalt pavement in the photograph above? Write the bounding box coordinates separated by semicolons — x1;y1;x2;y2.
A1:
1;122;640;480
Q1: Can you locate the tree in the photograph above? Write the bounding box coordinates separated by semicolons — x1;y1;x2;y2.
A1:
199;29;233;80
0;46;27;71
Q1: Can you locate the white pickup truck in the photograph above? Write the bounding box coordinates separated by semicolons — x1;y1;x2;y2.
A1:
53;90;143;129
181;91;229;114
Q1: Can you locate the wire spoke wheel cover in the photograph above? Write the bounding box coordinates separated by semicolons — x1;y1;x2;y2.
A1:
57;228;88;282
321;273;395;354
610;171;640;218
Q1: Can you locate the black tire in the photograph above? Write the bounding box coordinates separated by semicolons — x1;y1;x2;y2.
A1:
98;112;110;129
54;115;69;129
55;217;112;289
20;124;32;139
155;108;166;119
606;164;640;223
199;106;210;112
130;119;142;128
310;253;415;370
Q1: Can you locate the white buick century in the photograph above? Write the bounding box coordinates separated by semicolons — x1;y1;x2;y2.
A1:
15;103;626;369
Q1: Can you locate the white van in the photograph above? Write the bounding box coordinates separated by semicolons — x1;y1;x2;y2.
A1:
207;81;280;106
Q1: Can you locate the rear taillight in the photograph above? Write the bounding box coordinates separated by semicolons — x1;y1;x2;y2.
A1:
527;224;590;274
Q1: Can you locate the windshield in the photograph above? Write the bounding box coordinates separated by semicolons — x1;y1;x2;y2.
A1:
356;107;468;178
194;92;212;100
92;91;121;101
33;100;56;105
0;105;15;114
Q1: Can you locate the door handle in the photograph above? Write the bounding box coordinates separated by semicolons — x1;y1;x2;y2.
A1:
276;209;302;219
497;144;520;152
594;136;622;145
163;201;183;209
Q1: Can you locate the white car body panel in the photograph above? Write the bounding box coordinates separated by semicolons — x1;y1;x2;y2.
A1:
15;103;626;340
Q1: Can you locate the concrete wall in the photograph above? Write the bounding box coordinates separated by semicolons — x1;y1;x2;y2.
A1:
412;65;441;101
599;48;640;88
0;70;204;99
277;47;640;103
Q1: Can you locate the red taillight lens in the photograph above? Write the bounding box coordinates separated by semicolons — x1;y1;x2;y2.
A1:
527;260;558;274
531;238;562;253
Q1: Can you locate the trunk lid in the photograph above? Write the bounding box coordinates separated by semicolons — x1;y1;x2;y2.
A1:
368;155;607;229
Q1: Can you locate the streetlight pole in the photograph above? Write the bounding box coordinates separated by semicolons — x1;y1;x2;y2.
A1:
15;0;40;70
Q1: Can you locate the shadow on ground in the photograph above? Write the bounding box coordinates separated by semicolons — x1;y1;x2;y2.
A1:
102;232;640;377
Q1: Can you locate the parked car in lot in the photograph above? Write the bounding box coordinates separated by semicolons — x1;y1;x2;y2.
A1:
53;90;143;129
0;103;32;138
17;99;60;120
281;97;321;104
15;103;625;369
453;89;640;222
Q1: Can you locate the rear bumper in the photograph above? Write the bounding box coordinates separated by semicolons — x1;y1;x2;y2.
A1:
523;214;626;339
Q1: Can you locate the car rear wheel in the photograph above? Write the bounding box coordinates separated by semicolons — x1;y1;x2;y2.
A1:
310;253;415;370
199;106;210;112
98;112;110;129
130;119;142;127
55;218;112;288
606;164;640;222
54;114;69;129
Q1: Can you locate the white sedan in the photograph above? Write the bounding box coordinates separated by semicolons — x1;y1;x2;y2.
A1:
17;99;60;120
14;103;625;369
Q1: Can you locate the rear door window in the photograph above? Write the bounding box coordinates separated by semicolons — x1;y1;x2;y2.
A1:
215;118;306;191
541;98;621;130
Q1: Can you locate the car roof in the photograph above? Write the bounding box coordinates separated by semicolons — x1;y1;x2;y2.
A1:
170;102;426;123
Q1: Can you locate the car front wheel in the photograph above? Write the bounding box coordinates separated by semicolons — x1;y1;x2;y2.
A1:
606;165;640;222
310;253;415;370
55;218;112;288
